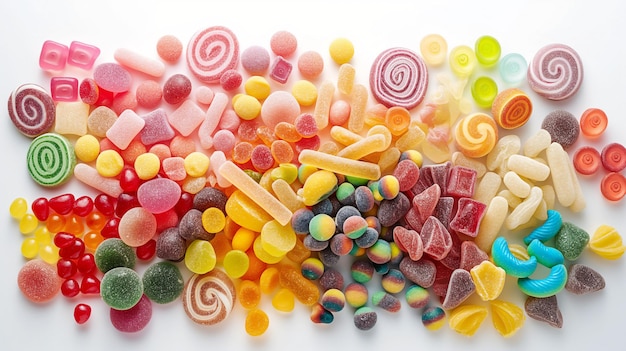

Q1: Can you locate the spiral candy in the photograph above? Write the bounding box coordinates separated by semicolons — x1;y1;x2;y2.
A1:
26;133;76;187
8;83;56;137
454;112;498;158
491;88;532;129
187;26;240;83
527;43;583;101
183;269;236;325
369;47;428;110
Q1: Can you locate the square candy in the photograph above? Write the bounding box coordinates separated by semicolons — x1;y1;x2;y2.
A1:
449;198;487;238
106;109;146;150
39;40;68;71
50;77;78;102
68;41;101;70
54;101;89;136
447;165;478;198
168;99;205;136
270;56;292;84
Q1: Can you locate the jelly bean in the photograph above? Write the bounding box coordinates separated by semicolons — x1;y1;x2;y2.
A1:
278;264;320;306
74;303;92;324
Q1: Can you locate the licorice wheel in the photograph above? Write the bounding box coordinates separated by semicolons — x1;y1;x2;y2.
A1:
527;43;583;101
183;269;236;325
26;133;76;187
369;47;428;110
187;26;240;84
8;83;56;138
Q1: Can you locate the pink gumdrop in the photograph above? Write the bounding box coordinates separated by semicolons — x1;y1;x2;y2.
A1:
155;209;179;233
112;91;138;115
412;184;441;224
392;226;423;261
118;207;157;247
449;198;486;238
329;99;351;126
295;135;321;153
420;216;452;261
68;41;100;70
393;159;420;192
213;129;236;154
294;113;318;138
39;40;69;71
270;30;298;57
297;50;324;79
156;35;183;63
168;100;205;137
137;178;182;214
93;63;132;93
162;157;186;181
163;74;192;105
140;108;175;145
261;91;301;129
110;294;152;333
251;144;274;172
219;69;242;91
459;241;489;271
241;45;270;75
80;78;99;105
136;80;162;108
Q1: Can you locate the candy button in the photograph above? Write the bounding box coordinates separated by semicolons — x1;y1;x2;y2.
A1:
498;53;527;85
184;151;210;177
291;80;318;107
573;146;601;175
74;135;100;163
449;45;477;77
579;108;608;138
601;172;626;201
134;152;160;180
471;76;498;109
329;37;354;64
184;239;216;274
475;35;501;67
420;34;447;67
601;142;626;172
233;94;262;120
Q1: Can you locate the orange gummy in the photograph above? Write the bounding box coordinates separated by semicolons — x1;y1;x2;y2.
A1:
256;125;277;146
120;139;147;164
579;108;608;138
278;264;320;306
64;214;84;235
245;308;269;336
271;140;295;164
46;213;66;233
239;249;268;281
274;122;302;143
385;106;411;136
259;267;281;294
239;280;262;309
210;232;233;263
232;142;254;164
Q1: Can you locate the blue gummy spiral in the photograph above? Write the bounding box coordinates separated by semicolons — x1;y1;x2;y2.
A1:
491;236;537;278
527;239;564;268
524;210;562;245
517;264;568;298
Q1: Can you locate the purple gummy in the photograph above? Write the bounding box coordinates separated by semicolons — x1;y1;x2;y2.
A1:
459;240;489;271
393;159;420;192
93;63;132;93
398;257;436;288
137;178;181;214
110;294;152;333
291;208;315;235
68;41;101;70
432;261;454;297
430;161;452;196
420;216;453;261
178;209;213;241
446;165;477;198
319;246;340;267
565;264;606;295
39;40;69;71
377;192;411;227
241;45;271;75
156;227;186;262
354;227;379;249
372;291;401;312
50;77;79;102
303;234;329;251
541;110;580;150
318;268;345;291
525;295;563;328
193;187;228;213
354;186;375;213
269;56;292;84
412;184;441;224
441;268;475;310
140;108;175;145
449;198;486;238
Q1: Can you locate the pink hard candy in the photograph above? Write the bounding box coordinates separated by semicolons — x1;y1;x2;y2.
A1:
137;178;182;214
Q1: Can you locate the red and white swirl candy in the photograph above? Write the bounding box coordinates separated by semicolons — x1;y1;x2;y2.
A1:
369;47;428;110
527;43;583;101
183;269;236;325
187;26;239;84
8;83;56;137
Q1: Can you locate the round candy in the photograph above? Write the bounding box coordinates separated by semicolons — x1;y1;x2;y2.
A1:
298;51;324;79
320;288;345;312
579;108;608;138
573;146;601;175
329;37;354;64
422;306;446;331
420;34;447;67
186;26;239;83
345;282;369;308
527;43;583;100
353;306;377;331
369;47;428;110
8;83;55;137
27;133;76;187
95;238;136;273
17;259;61;303
491;88;532;129
241;45;270;75
163;74;192;104
471;76;498;109
74;134;100;162
156;34;183;62
301;257;325;280
142;261;184;304
93;63;131;93
449;45;477;77
601;143;626;172
183;269;236;325
381;269;406;294
351;259;375;283
454;113;498;158
601;172;626;202
101;267;143;310
541;110;579;150
475;35;501;67
405;285;429;309
499;53;527;85
270;30;297;57
378;175;400;200
110;294;152;333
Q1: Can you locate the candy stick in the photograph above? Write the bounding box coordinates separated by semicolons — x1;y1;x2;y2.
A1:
348;83;368;133
546;142;576;207
330;126;362;146
271;179;304;212
218;161;292;226
73;163;123;197
114;48;165;78
313;81;335;130
336;134;388;160
298;149;381;180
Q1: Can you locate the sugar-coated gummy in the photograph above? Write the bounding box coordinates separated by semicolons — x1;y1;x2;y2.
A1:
524;295;563;328
142;261;184;304
110;294;152;333
565;264;605;295
17;259;61;303
95;238;136;273
353;306;377;330
100;267;144;310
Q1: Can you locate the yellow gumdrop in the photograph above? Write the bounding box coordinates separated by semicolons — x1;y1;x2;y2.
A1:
245;308;270;336
291;80;318;106
184;239;216;274
96;149;124;177
19;214;39;234
272;288;296;312
232;227;257;252
449;304;488;336
10;197;28;220
261;220;297;257
259;267;280;294
202;207;226;234
253;235;284;264
21;237;38;259
301;170;338;206
75;134;100;162
271;163;299;184
134;152;161;180
184;151;210;177
470;260;506;301
329;37;354;65
233;94;262;120
39;243;59;264
589;224;625;260
223;249;250;279
490;300;525;337
244;76;271;100
225;190;273;232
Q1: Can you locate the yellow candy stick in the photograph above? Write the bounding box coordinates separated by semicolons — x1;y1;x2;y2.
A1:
313;81;335;130
348;83;368;133
298;149;381;180
336;134;388;160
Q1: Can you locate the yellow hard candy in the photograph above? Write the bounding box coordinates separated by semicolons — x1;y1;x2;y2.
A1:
233;94;262;120
260;219;297;257
470;260;506;301
225;190;273;232
244;76;271;100
291;80;317;106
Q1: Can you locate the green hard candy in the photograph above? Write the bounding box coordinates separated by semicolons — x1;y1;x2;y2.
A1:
555;222;589;261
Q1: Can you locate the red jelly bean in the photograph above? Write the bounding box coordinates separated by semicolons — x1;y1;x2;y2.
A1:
31;197;49;221
120;167;142;192
601;142;626;173
74;303;92;324
136;239;157;261
573;146;601;175
94;193;116;216
115;192;140;217
73;195;94;217
163;73;192;104
174;192;194;218
59;238;85;260
54;232;76;249
61;278;80;298
57;258;77;279
77;253;96;274
101;217;121;239
579;108;608;138
49;194;75;215
601;172;626;201
80;275;101;294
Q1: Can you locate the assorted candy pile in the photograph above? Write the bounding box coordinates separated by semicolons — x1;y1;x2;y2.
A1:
8;25;626;338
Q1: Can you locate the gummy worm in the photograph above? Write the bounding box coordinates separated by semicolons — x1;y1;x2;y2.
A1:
523;209;562;245
517;264;568;298
526;239;564;268
491;236;537;278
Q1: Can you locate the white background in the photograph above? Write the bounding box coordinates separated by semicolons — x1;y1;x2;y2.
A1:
1;0;625;350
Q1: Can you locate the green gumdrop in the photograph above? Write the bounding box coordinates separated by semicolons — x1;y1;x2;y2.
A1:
101;267;143;310
95;238;136;273
142;261;184;304
555;222;589;261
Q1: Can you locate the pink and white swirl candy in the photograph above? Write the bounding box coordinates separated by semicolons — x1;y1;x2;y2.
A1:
527;43;583;101
369;47;428;110
187;26;239;84
8;83;55;137
183;269;236;325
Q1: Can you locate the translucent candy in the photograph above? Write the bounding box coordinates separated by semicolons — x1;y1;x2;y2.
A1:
448;304;488;336
588;224;625;260
490;300;525;337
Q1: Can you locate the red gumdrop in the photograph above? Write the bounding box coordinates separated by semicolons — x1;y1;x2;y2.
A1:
101;217;120;239
295;135;321;153
110;294;152;333
294;113;318;138
155;209;179;232
31;197;49;221
393;159;420;192
420;216;452;261
163;74;192;105
59;238;85;260
49;193;75;215
120;167;142;192
77;253;96;275
392;226;423;261
601;142;626;173
175;192;194;218
74;303;92;324
409;166;434;197
136;239;157;261
573;146;601;175
95;87;115;107
80;78;99;105
449;198;486;238
412;184;441;223
404;206;423;232
53;232;75;249
439;232;461;271
432;261;453;297
601;172;626;202
446;166;477;198
80;275;101;294
73;195;94;217
251;144;274;172
56;258;77;279
94;193;116;216
115;192;140;217
61;278;80;297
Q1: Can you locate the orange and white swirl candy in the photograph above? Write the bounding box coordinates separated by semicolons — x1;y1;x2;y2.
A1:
491;88;533;129
527;43;583;101
454;112;498;158
183;269;236;325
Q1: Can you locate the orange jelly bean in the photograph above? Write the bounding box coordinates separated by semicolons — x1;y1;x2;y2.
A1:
46;213;66;233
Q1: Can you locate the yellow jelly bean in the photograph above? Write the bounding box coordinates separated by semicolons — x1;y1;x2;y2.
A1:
245;308;269;336
185;239;216;274
21;237;38;259
449;304;488;337
231;227;257;252
74;134;100;162
19;213;39;234
270;163;299;184
261;219;297;257
244;76;271;100
233;94;262;120
34;226;51;245
223;249;250;279
10;197;28;220
329;37;354;64
291;80;318;106
272;288;295;312
490;300;525;337
225;190;273;232
589;224;625;260
301;170;338;206
201;207;226;234
96;149;124;177
134;152;161;180
253;235;284;264
184;151;210;177
259;267;280;294
470;260;506;301
38;243;59;264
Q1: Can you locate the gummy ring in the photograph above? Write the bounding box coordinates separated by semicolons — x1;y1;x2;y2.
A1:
600;172;626;202
601;142;626;172
491;88;532;129
579;108;608;138
449;45;477;77
420;34;447;67
527;43;583;101
7;83;56;137
572;146;601;175
187;26;239;83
